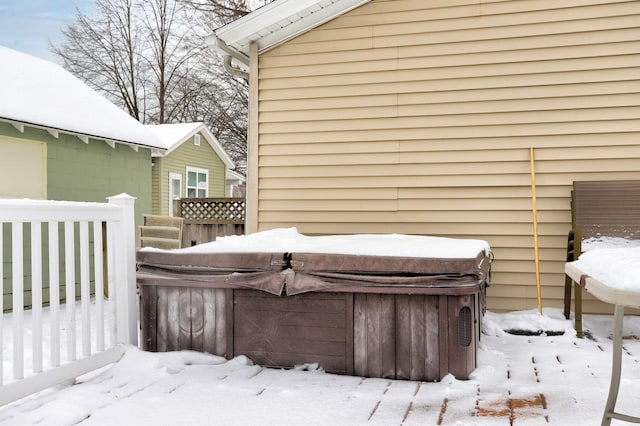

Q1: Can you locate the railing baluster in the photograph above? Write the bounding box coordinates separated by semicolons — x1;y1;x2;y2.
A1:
64;221;76;362
48;222;60;367
12;222;24;380
31;222;43;373
0;223;4;385
93;221;105;352
106;221;117;347
79;221;91;357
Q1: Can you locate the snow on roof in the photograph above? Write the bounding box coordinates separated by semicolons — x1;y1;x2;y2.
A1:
207;0;371;66
145;122;234;168
145;122;203;152
0;45;164;150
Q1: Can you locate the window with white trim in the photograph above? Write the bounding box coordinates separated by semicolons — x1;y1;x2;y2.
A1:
186;166;208;198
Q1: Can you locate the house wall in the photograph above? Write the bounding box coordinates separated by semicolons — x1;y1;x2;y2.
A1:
154;132;227;216
0;122;152;229
0;121;153;309
254;0;640;313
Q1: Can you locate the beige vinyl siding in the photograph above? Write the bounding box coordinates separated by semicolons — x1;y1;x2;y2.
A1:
255;0;640;313
155;133;226;216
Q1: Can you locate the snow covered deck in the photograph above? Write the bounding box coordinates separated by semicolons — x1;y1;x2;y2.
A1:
1;309;638;425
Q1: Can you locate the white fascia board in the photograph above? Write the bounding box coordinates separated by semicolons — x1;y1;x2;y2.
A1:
253;0;371;54
214;0;324;46
0;117;167;153
205;35;250;67
0;117;165;152
212;0;370;58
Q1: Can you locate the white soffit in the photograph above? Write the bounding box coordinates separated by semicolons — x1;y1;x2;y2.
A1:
209;0;371;65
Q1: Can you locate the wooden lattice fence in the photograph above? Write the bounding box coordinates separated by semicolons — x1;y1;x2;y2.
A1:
173;198;245;246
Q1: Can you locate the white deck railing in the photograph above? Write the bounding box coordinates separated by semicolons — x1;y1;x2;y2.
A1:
0;194;138;405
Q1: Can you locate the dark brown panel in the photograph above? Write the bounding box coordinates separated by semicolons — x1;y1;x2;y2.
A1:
408;296;426;381
438;295;449;381
233;291;350;374
139;285;157;352
425;295;440;381
394;295;411;380
353;294;367;377
233;291;347;313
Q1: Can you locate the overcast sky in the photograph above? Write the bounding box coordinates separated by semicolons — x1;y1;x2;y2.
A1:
0;0;95;63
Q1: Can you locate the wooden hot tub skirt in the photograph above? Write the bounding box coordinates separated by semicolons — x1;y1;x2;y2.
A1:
136;250;490;381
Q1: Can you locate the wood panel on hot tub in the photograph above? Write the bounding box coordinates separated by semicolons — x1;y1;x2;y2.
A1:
139;282;480;381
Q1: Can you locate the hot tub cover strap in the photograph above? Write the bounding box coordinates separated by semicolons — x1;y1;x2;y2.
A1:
286;271;485;295
136;249;492;296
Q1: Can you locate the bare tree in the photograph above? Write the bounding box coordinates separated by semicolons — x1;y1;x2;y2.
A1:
179;0;269;25
52;0;268;172
54;0;145;120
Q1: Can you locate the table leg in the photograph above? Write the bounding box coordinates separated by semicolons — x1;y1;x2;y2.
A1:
575;283;583;338
602;305;624;426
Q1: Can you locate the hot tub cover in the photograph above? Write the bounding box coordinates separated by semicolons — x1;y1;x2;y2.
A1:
137;228;492;296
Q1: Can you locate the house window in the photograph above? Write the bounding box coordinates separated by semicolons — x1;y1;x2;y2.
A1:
186;167;208;198
168;172;182;216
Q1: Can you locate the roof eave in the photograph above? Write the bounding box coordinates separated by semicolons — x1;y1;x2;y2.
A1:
156;123;235;170
0;117;166;152
205;34;249;67
208;0;372;62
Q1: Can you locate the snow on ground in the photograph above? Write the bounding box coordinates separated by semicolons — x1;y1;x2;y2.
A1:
1;308;639;425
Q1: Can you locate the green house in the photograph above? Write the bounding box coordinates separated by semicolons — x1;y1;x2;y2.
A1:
147;123;235;216
0;45;165;309
0;45;165;221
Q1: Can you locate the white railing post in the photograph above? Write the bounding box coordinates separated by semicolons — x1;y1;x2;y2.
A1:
107;194;138;347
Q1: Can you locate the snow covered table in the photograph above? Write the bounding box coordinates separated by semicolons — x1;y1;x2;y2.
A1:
137;228;492;381
565;247;640;426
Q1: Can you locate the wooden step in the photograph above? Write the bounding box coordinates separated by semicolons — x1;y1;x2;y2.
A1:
140;214;183;249
140;225;181;240
140;237;181;250
143;214;183;228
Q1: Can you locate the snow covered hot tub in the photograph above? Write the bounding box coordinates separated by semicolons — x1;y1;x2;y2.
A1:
136;229;492;381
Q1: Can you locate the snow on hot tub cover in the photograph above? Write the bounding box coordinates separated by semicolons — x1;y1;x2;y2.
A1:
137;228;492;296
